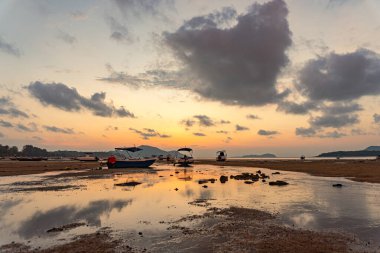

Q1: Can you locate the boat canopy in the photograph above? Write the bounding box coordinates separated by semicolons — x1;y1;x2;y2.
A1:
115;147;142;152
178;147;192;152
217;150;226;154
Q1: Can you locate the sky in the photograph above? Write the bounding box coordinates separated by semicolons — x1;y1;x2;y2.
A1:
0;0;380;157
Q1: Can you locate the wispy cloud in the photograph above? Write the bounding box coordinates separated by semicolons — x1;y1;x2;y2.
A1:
129;128;171;139
0;36;21;57
235;124;249;131
43;125;75;134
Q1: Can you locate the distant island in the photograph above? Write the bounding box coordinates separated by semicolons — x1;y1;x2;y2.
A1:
317;146;380;157
234;153;277;158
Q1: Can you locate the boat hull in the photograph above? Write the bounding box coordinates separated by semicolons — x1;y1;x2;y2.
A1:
107;158;156;168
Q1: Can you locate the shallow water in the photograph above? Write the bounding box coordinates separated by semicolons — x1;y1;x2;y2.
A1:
1;164;380;249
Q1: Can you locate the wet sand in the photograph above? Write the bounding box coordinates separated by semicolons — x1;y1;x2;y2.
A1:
198;159;380;183
1;159;380;183
0;207;373;253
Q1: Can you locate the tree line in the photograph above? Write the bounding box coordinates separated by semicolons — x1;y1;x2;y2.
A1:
0;144;113;158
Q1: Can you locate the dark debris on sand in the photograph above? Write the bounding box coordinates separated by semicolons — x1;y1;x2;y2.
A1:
164;207;372;253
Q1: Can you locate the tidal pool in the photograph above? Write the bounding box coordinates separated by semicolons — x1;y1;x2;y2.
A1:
1;164;380;250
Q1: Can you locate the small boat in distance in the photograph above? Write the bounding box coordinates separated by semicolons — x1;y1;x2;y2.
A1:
175;147;194;166
107;147;156;168
216;150;227;162
76;153;99;162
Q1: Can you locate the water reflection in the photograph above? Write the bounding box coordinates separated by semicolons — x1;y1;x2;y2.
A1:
0;164;380;248
18;199;132;239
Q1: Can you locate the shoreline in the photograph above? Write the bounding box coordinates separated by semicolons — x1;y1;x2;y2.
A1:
1;159;380;183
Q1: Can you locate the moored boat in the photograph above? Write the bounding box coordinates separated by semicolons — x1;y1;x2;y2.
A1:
175;147;194;166
107;147;156;168
216;150;227;162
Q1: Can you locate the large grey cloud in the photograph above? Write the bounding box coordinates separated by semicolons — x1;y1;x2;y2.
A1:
0;36;21;57
297;48;380;102
27;81;135;118
164;0;292;106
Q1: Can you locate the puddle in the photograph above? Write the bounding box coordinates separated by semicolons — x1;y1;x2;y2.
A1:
1;164;380;249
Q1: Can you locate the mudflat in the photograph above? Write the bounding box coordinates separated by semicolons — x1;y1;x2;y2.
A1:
1;159;380;184
198;159;380;183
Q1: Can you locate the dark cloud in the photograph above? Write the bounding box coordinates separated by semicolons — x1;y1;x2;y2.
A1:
319;131;346;139
0;120;13;128
258;129;279;136
57;30;77;44
374;113;380;123
0;96;29;118
277;100;317;115
16;123;38;132
321;102;362;114
0;108;29;118
0;36;21;57
181;115;229;128
193;115;214;127
107;17;133;43
129;128;170;139
27;81;135;118
43;125;75;134
193;132;206;137
310;114;359;128
246;114;260;120
235;124;249;131
220;120;230;124
216;130;228;134
180;119;195;128
164;0;291;106
351;128;369;136
297;49;380;102
295;127;317;137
